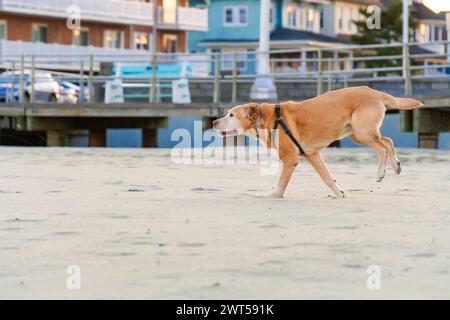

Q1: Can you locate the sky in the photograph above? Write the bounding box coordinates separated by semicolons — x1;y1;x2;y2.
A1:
423;0;450;13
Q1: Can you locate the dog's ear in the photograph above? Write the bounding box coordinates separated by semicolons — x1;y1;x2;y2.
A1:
245;104;259;121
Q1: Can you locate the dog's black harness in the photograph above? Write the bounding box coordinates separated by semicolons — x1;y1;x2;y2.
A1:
273;104;305;154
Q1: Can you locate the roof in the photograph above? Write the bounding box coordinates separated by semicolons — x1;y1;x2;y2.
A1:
270;27;349;43
200;28;348;46
409;46;435;55
382;0;446;21
332;0;381;5
412;2;446;21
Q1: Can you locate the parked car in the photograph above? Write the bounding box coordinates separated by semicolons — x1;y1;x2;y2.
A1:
0;70;60;103
59;80;91;104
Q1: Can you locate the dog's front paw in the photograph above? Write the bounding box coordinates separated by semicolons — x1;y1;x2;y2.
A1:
267;192;284;199
395;161;401;175
330;190;346;199
336;190;346;198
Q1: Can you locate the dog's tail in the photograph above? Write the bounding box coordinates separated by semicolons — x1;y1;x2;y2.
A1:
377;91;423;110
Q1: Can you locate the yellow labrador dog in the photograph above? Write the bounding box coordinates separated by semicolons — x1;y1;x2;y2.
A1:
213;86;422;198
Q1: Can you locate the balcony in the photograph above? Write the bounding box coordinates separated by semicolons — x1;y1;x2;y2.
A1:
0;0;153;25
0;39;152;71
0;0;208;31
158;6;208;32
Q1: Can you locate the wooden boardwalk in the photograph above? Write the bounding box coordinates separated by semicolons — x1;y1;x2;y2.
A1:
0;95;449;148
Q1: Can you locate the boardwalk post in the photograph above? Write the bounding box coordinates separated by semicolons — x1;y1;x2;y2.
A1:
79;61;84;104
402;0;412;96
213;52;220;104
316;49;322;96
88;54;94;103
343;73;348;88
327;73;332;92
30;55;35;103
333;50;338;71
400;1;413;133
10;61;15;103
300;49;307;73
231;50;238;103
150;0;158;103
403;43;412;96
150;54;157;103
19;55;24;103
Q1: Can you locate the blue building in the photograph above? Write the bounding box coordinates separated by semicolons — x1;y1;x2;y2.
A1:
186;0;380;74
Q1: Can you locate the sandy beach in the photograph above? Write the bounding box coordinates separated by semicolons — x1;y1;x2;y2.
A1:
0;146;449;299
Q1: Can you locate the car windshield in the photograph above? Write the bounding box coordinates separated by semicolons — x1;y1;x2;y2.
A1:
0;74;29;83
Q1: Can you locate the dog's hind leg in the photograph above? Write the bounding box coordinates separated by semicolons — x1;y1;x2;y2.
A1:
381;136;401;174
305;152;345;198
353;134;389;182
349;107;388;182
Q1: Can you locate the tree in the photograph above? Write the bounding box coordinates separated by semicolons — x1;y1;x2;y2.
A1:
351;0;418;72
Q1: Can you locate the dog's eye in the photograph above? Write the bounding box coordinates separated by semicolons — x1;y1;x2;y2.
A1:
229;113;234;117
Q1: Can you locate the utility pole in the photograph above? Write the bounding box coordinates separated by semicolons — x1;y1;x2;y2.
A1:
446;12;450;63
150;0;159;103
250;0;277;100
402;0;411;95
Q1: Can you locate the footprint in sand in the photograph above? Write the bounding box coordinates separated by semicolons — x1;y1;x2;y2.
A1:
342;264;362;269
1;246;20;251
51;231;80;236
0;227;22;231
130;241;153;246
104;180;124;185
5;218;43;223
409;253;436;258
104;214;130;219
177;242;205;248
332;226;359;230
259;223;285;229
129;185;163;191
0;190;23;194
190;187;220;192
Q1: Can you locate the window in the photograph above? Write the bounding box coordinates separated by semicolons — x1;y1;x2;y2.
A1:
306;9;314;30
221;50;247;71
287;7;296;28
223;6;248;26
299;8;303;27
428;25;434;42
104;30;123;49
134;32;151;51
31;24;48;43
239;7;247;24
0;21;6;40
162;0;177;24
72;28;89;46
338;7;344;30
270;6;276;30
348;8;353;31
162;34;178;53
320;9;324;30
225;8;234;24
435;26;442;41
